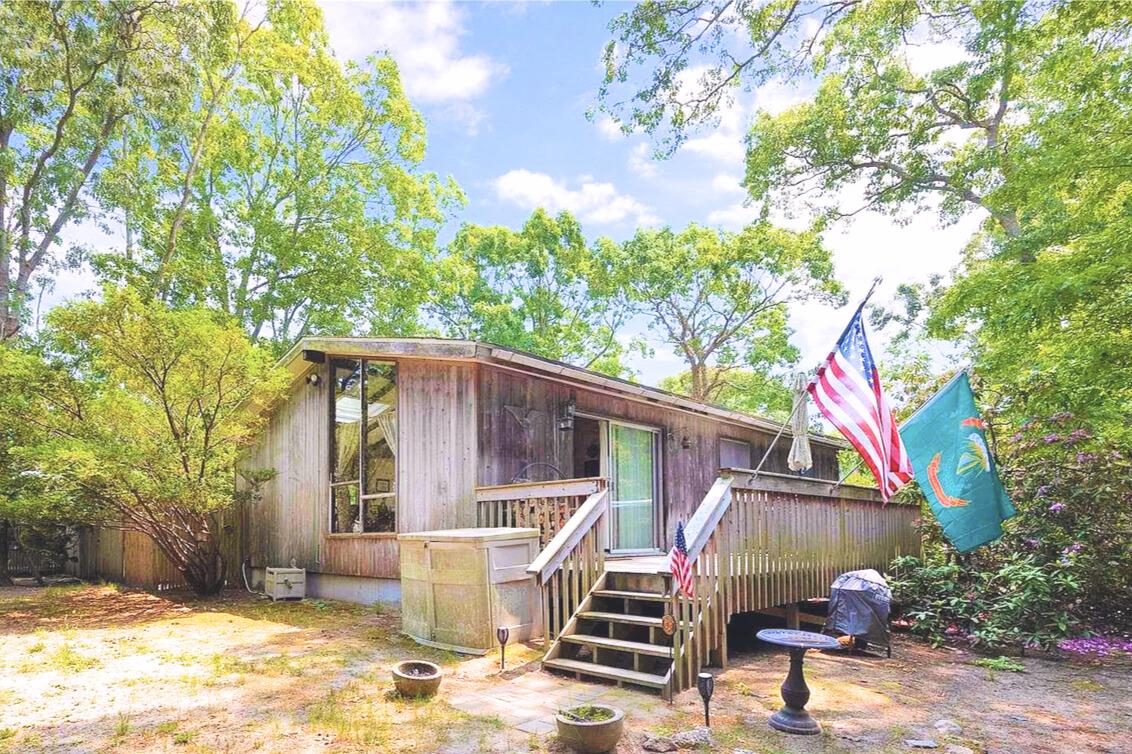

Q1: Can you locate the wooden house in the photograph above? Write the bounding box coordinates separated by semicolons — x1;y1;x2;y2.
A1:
237;338;844;598
90;337;921;696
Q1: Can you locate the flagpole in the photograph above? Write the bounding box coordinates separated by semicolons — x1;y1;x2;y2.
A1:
830;367;969;490
747;276;884;481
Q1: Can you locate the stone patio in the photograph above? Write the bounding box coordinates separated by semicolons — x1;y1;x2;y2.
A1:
447;668;670;735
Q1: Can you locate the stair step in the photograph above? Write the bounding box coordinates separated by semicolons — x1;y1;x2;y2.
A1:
562;634;673;657
544;658;668;689
593;589;670;603
578;611;662;627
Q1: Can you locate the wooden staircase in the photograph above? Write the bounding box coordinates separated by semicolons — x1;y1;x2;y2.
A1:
525;469;922;699
542;571;674;692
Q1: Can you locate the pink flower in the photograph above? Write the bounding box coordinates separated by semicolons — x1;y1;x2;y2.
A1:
1049;502;1066;513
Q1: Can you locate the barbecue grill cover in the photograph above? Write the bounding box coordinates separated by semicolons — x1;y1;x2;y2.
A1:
825;569;891;648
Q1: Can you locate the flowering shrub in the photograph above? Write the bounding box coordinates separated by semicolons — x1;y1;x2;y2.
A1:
890;412;1132;648
890;554;1079;650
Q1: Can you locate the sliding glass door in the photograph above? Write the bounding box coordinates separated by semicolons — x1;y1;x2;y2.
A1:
609;423;658;553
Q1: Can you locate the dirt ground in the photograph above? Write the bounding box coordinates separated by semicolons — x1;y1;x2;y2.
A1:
1;584;1129;754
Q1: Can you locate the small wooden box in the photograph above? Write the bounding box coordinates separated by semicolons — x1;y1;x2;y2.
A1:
264;567;306;601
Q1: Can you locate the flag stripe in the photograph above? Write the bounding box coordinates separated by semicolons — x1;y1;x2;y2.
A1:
809;380;886;489
807;309;911;502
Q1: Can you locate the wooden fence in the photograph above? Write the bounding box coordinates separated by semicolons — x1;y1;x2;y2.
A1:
475;477;606;549
668;469;920;692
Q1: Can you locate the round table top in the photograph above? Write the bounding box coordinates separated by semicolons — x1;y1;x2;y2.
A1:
756;628;841;651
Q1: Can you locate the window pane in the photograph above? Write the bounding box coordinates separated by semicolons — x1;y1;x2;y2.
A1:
611;425;655;551
332;360;362;484
720;438;752;469
364;361;397;499
363;496;396;532
331;485;360;533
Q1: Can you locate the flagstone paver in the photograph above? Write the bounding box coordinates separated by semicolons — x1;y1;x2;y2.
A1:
448;668;670;734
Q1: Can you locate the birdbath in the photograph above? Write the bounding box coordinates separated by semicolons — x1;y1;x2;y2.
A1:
756;628;841;736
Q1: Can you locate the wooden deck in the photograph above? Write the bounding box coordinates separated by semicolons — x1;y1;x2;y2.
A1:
605;554;669;574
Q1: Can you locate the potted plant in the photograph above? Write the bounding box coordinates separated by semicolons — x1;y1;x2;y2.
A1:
555;703;624;753
392;660;443;698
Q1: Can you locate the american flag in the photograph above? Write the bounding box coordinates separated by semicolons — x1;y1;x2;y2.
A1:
807;308;912;501
668;521;695;597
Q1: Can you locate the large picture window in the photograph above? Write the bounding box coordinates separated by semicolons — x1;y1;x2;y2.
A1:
330;359;397;533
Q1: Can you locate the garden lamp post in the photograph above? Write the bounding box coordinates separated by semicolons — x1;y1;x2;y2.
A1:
697;672;714;727
497;626;510;671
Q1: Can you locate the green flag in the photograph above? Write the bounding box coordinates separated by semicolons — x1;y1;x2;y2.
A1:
900;372;1015;553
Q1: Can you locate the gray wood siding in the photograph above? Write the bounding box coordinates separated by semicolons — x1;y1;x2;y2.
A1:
476;365;840;547
243;365;327;571
397;360;478;531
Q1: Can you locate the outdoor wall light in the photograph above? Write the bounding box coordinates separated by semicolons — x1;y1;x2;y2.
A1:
307;372;321;387
557;398;576;432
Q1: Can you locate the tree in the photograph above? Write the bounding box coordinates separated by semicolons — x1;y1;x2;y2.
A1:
94;0;457;350
611;221;842;403
659;367;793;419
0;288;287;595
0;0;217;340
429;209;641;376
600;0;1132;441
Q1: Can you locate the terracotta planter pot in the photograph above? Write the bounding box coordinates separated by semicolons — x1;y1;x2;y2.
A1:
555;704;625;753
392;660;443;698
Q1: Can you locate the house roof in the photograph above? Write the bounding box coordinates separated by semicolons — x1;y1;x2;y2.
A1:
278;336;847;449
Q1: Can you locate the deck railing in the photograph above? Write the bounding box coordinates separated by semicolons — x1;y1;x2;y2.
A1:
525;484;610;642
668;469;921;693
475;477;606;549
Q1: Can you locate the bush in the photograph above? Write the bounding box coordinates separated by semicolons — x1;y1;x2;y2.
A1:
890;409;1131;646
890;553;1079;651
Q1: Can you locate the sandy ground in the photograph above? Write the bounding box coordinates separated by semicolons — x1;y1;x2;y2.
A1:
1;584;1129;754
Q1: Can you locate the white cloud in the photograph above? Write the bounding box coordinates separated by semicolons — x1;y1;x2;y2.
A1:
707;202;759;229
681;74;810;166
628;143;659;178
318;1;507;131
596;117;624;141
711;173;745;194
492;169;659;226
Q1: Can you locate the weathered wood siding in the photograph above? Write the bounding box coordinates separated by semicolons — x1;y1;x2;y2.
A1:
397;360;478;531
243;363;328;571
476;365;840;547
244;358;478;580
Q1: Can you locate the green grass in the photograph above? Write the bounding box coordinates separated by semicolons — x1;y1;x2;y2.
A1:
973;656;1025;673
155;721;179;735
112;714;131;741
172;730;196;745
31;644;101;673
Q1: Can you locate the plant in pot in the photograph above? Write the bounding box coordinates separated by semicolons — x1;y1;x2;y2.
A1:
555;703;624;753
392;660;443;698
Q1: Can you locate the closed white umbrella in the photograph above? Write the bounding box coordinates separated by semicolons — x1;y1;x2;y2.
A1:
787;372;813;472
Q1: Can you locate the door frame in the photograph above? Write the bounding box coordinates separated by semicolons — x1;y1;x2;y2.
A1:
579;413;663;555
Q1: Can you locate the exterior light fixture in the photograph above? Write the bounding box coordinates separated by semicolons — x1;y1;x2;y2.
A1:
697;671;715;727
306;372;321;387
557;398;576;432
496;626;511;670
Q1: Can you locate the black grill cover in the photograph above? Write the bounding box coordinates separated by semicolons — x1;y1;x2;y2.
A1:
825;569;891;649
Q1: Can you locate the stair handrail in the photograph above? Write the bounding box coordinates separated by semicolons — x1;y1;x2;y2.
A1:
527;486;609;583
680;473;734;564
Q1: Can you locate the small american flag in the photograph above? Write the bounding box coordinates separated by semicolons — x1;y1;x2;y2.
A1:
668;521;695;597
808;307;913;501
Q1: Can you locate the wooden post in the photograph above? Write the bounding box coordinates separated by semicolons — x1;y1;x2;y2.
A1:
784;603;800;630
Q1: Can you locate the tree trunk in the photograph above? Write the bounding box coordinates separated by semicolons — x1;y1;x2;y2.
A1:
0;519;12;586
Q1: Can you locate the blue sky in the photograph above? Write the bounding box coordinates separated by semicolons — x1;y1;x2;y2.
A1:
318;0;981;384
54;1;981;387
